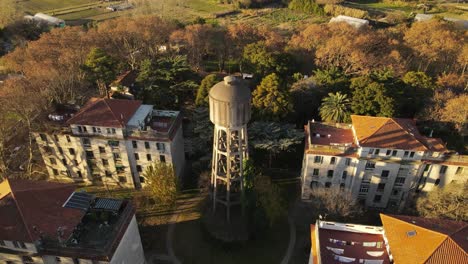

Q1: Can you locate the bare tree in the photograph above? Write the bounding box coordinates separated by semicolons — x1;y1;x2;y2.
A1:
308;187;363;221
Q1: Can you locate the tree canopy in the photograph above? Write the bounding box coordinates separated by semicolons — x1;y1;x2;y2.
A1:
252;73;293;120
195;74;221;106
143;162;179;206
319;92;351;123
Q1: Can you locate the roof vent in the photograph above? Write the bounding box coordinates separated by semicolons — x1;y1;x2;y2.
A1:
224;75;236;85
406;230;417;237
327;134;331;138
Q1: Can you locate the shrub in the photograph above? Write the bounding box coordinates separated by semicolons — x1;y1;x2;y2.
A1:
323;4;368;19
288;0;325;16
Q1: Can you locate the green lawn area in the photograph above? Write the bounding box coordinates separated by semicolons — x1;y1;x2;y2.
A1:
174;219;290;264
18;0;98;13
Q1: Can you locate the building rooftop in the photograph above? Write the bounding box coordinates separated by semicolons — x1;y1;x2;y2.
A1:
351;115;447;152
0;179;85;243
310;220;391;264
380;214;468;264
66;98;142;128
308;122;355;147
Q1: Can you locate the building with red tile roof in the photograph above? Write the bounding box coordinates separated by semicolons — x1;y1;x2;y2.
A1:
301;116;467;210
309;220;391;264
0;178;145;264
33;97;185;189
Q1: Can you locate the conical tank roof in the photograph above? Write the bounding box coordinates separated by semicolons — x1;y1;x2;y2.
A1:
209;76;251;103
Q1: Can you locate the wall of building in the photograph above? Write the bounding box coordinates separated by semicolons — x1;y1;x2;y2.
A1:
0;241;42;263
170;126;186;179
109;215;145;264
418;163;467;192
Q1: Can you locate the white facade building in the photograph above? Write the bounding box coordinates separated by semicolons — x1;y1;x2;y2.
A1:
0;178;145;264
301;115;468;211
34;98;185;189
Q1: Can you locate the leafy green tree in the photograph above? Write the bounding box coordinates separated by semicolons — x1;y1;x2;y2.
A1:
313;67;350;93
137;55;198;108
249;121;303;168
290;78;325;126
252;73;292;120
350;76;395;117
288;0;325;15
143;162;179;206
403;71;436;90
195;74;221;106
243;41;296;78
84;47;118;96
319;92;351;123
416;182;468;221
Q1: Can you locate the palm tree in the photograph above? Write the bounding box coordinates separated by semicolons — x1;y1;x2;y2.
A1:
319;92;351;123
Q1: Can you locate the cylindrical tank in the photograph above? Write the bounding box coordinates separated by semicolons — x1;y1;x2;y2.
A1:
209;76;251;127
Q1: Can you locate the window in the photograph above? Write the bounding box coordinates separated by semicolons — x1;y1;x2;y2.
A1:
85;151;94;159
369;148;374;155
340;183;345;190
345;158;351;166
66;135;71;142
160;155;166;163
108;140;119;147
327;170;334;178
39;133;47;142
82;138;91;146
325;182;332;188
19;242;26;249
12;241;19;248
381;170;389;178
105;170;112;177
111;128;116;134
147;154;152;161
54;134;59;141
395;177;406;186
52;169;59;176
386;150;391;156
314;156;323;164
113;153;121;159
58;147;64;154
78;126;83;133
313;169;319;176
403;151;409;157
69;148;75;155
342;171;347;180
119;176;127;183
391;189;399;196
409;152;415;158
359;184;369;193
377;183;385;191
136;165;142;172
102;159;109;166
374;195;382;202
73;160;78;166
140;176;146;183
455;167;463;175
107;128;111;134
406;230;417;237
82;126;87;133
156;142;165;151
134;153;140;160
56;257;62;262
439;166;447;174
62;159;67;165
92;127;97;133
375;149;380;155
77;171;82;178
330;157;336;165
50;158;57;165
99;146;106;153
145;142;150;149
132;141;138;148
73;258;80;264
365;161;375;170
392;150;397;156
309;181;318;189
434;179;441;186
0;240;5;246
97;127;101;133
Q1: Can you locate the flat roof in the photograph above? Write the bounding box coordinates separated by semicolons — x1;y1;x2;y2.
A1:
309;122;355;146
312;221;391;264
127;104;153;128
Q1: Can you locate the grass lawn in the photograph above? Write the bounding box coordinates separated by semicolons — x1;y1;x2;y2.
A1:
18;0;98;13
174;219;290;264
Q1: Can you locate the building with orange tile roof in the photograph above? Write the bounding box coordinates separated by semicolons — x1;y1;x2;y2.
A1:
0;178;145;264
309;214;467;264
33;97;185;189
301;115;467;210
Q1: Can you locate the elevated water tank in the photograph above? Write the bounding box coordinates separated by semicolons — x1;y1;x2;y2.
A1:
209;76;251;127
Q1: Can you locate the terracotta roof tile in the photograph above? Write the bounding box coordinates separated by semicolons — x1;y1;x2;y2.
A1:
0;179;85;243
308;122;355;146
66;98;142;128
351;115;447;152
380;214;468;264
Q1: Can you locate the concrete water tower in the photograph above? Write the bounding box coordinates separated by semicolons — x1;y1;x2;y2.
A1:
209;76;251;221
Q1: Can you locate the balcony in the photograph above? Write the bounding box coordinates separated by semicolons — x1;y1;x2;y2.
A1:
126;111;181;140
308;144;357;156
